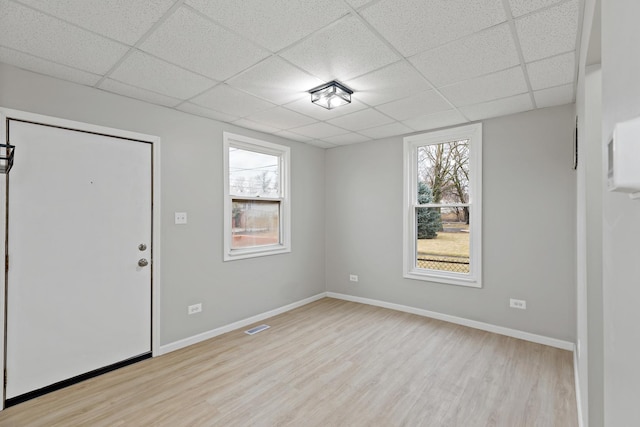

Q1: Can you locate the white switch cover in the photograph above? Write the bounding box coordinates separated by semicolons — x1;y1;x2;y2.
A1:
175;212;187;224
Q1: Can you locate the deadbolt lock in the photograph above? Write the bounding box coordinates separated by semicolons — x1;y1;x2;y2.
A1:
138;243;147;251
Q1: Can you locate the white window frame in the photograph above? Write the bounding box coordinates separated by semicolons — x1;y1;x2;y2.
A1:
403;123;482;287
223;132;291;261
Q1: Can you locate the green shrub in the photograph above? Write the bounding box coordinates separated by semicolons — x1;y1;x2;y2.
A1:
417;182;441;239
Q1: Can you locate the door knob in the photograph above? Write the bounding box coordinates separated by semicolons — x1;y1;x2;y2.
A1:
138;258;149;267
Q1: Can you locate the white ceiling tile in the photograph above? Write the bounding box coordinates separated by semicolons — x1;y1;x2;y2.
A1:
509;0;564;17
439;67;529;107
176;102;240;122
459;93;534;121
516;0;579;62
359;122;413;139
281;15;399;81
402;110;468;132
527;52;575;90
3;0;581;145
109;51;215;99
410;24;520;87
99;78;181;107
226;57;323;105
534;84;574;108
345;61;432;106
243;107;317;130
323;133;372;145
327;108;395;131
275;130;314;143
17;0;175;45
288;122;349;139
232;118;282;134
306;140;337;149
376;90;451;121
140;7;269;81
284;97;369;121
345;0;376;8
191;84;275;117
0;46;101;86
186;0;350;52
361;0;506;56
0;0;128;74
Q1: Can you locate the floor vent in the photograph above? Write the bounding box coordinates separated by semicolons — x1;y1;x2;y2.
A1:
245;324;270;335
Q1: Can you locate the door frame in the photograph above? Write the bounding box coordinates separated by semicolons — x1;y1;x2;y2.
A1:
0;108;162;410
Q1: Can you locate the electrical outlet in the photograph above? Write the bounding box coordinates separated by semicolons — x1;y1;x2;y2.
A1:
509;298;527;310
188;303;202;315
175;212;188;224
349;274;358;282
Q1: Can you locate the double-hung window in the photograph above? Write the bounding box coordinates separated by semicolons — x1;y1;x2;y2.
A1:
223;132;290;261
403;123;482;287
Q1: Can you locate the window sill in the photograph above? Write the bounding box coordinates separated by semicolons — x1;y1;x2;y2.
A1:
404;270;481;288
224;245;291;262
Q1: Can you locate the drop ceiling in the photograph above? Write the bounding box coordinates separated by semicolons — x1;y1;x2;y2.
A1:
0;0;582;148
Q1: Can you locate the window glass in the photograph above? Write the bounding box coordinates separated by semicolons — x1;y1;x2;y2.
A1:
229;148;279;197
416;140;470;274
417;140;469;204
416;207;470;274
231;200;280;249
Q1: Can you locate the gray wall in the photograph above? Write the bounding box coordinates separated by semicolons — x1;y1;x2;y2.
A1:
325;105;577;342
0;63;326;346
602;0;640;424
0;61;580;352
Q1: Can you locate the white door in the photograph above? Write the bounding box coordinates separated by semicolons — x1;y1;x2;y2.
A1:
5;119;152;400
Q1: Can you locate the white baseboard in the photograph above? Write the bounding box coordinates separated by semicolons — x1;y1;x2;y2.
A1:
326;292;575;351
161;291;574;356
159;292;327;355
574;349;585;427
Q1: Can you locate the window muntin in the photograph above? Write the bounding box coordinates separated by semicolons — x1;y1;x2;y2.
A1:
403;124;482;287
223;133;290;261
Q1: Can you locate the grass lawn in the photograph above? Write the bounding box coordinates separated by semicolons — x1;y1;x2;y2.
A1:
417;228;469;258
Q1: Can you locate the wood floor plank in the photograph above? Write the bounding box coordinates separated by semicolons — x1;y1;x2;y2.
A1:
0;298;577;426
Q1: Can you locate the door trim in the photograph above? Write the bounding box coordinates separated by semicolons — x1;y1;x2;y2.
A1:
0;108;162;410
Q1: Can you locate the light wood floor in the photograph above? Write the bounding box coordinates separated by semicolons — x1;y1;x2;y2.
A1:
0;298;577;426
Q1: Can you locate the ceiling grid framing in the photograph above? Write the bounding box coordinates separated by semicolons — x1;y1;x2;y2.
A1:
0;0;583;146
